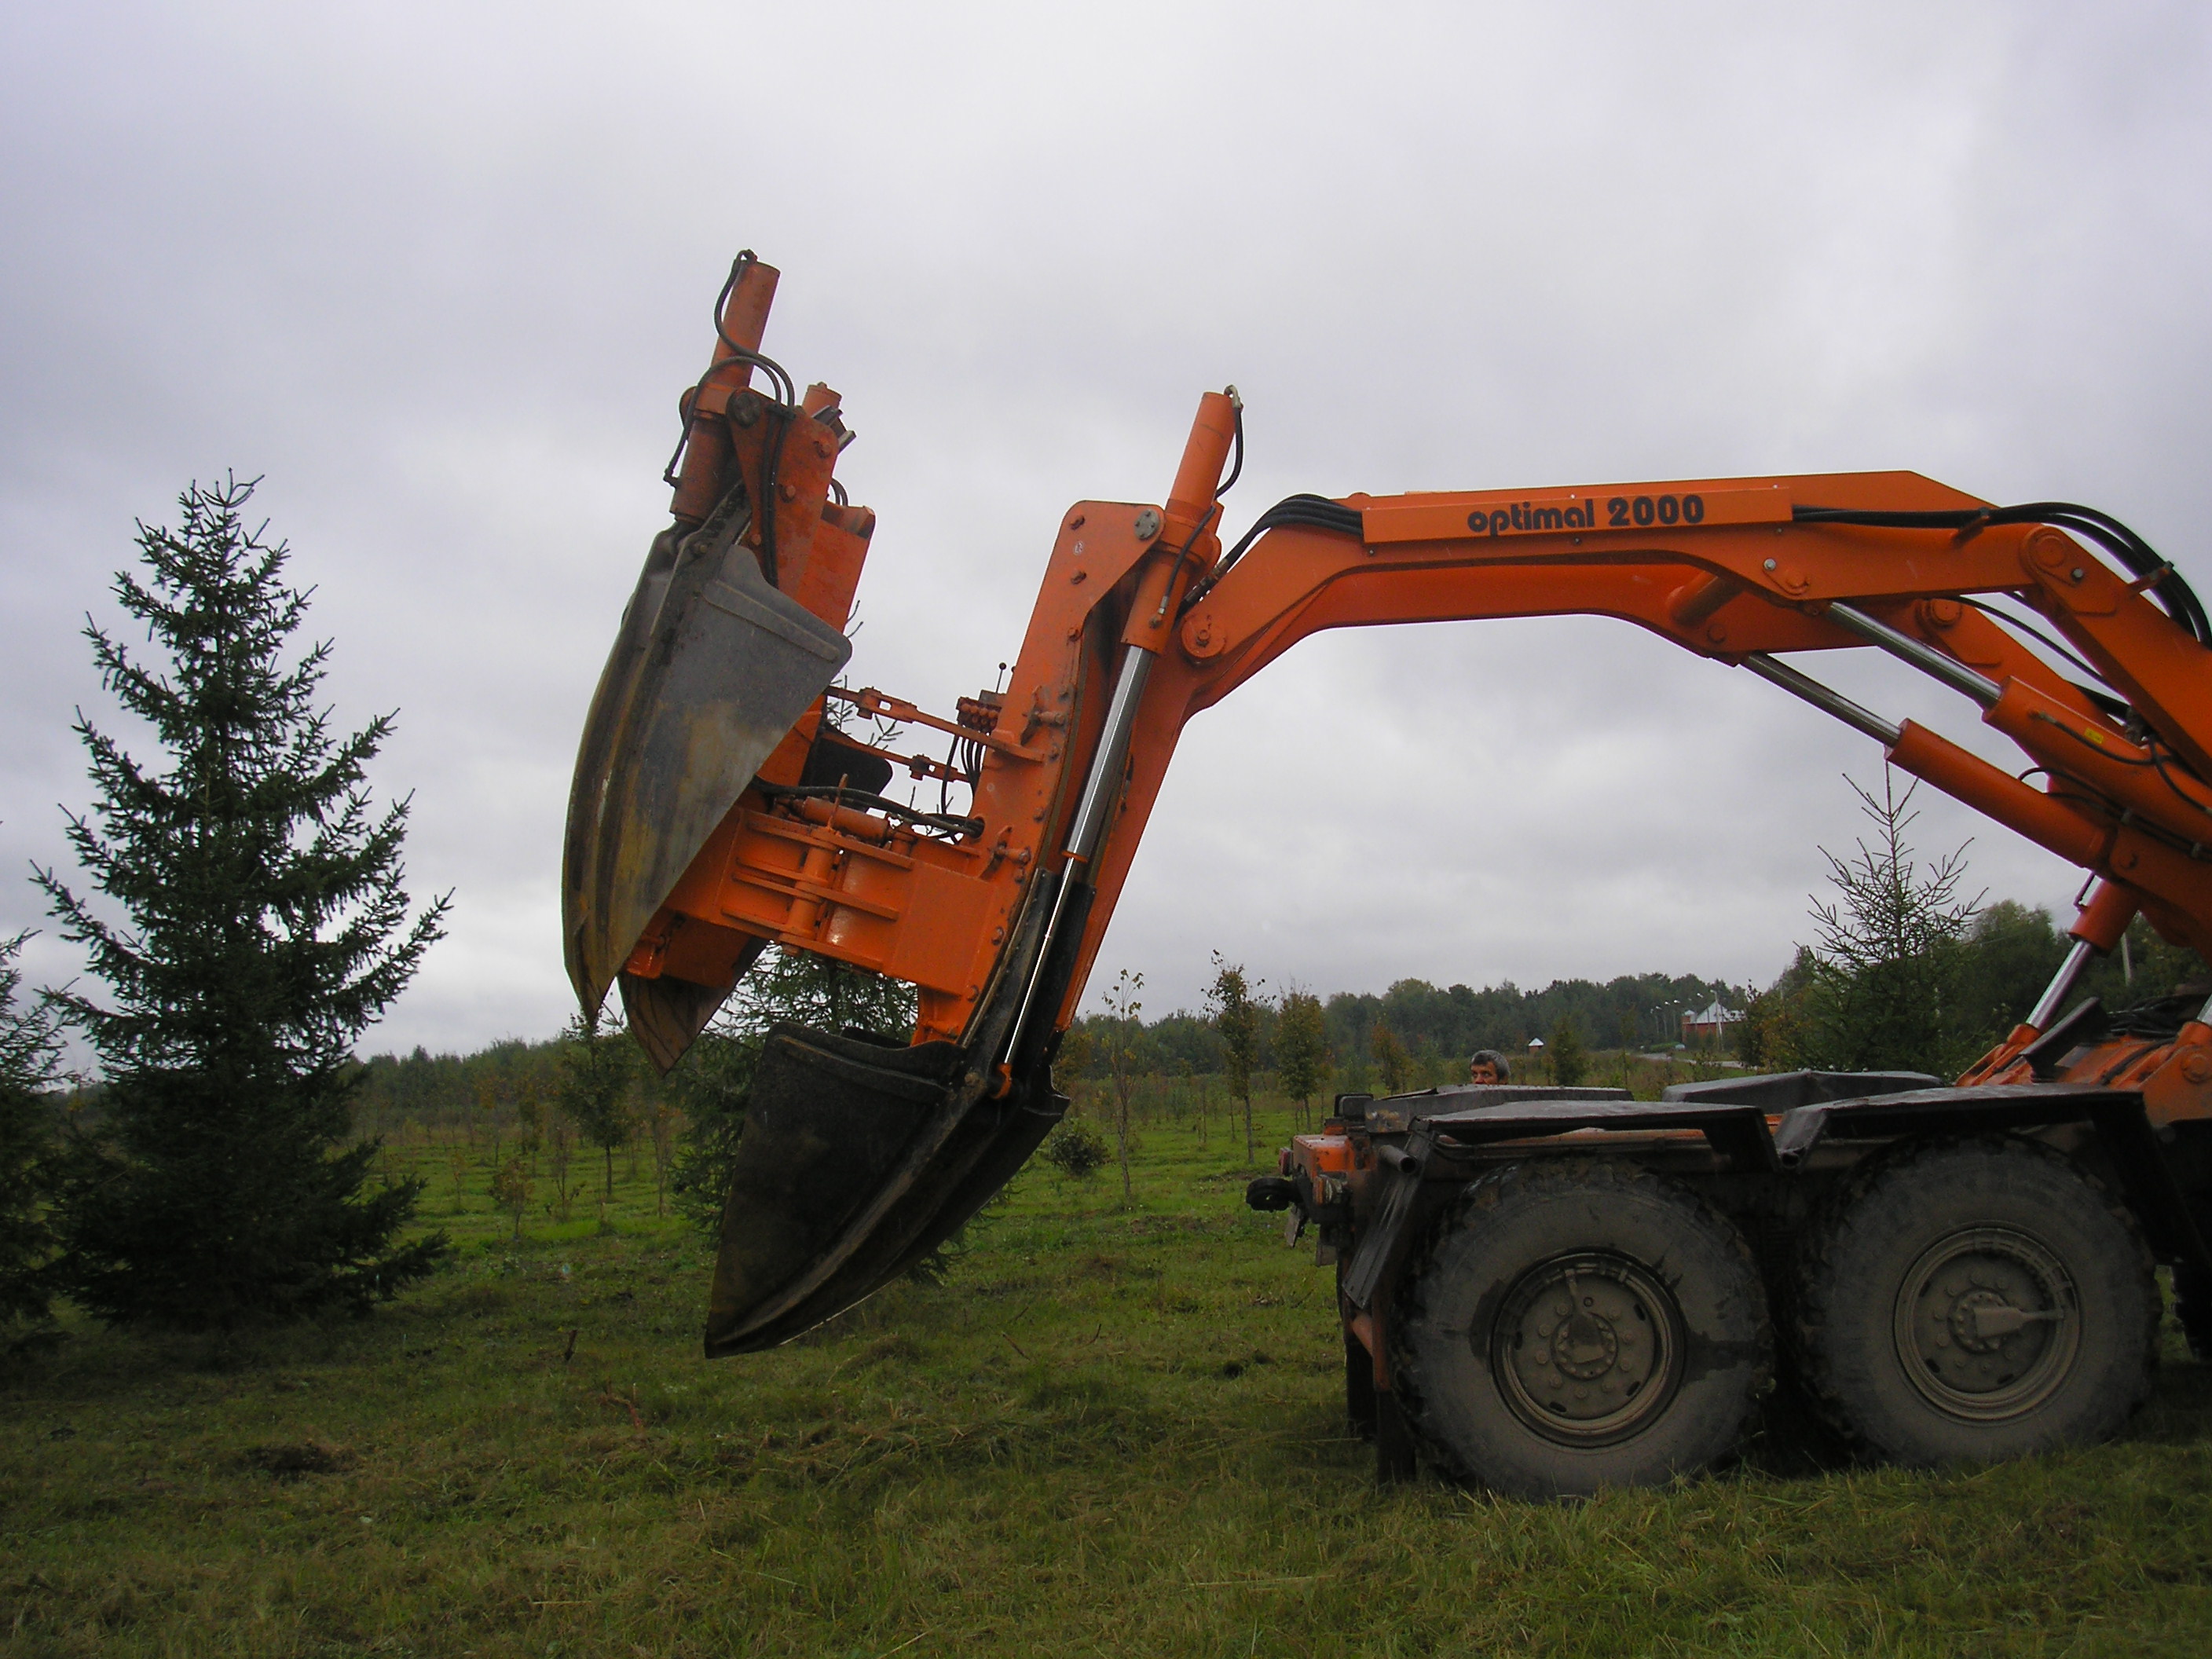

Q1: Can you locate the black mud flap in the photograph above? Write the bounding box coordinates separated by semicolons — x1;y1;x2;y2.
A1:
562;504;851;1051
704;1024;1066;1355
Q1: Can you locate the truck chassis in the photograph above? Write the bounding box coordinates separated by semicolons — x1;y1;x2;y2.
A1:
1262;1027;2211;1492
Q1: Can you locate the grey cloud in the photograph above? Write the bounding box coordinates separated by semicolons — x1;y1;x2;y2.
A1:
3;2;2207;1043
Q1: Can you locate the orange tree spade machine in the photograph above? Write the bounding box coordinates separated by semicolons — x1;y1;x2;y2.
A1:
566;255;2212;1498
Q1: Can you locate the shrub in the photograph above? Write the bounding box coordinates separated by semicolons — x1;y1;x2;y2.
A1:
1042;1119;1108;1181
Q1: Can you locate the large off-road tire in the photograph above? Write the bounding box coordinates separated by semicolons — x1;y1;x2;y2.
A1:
1393;1159;1772;1500
2174;1262;2212;1362
1791;1137;2157;1467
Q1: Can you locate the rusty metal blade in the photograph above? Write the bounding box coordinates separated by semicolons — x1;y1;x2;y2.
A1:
701;1025;1064;1355
562;509;850;1026
701;865;1073;1354
619;947;764;1074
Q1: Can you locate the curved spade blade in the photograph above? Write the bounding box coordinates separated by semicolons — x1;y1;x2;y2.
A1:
702;868;1078;1353
703;1026;1066;1355
563;513;850;1029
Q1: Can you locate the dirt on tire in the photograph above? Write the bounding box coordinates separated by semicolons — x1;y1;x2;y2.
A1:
1393;1157;1772;1499
1788;1134;2158;1467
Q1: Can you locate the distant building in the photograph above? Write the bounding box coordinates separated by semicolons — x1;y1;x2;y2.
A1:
1681;999;1744;1043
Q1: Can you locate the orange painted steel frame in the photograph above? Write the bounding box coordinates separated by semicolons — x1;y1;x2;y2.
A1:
625;276;2212;1131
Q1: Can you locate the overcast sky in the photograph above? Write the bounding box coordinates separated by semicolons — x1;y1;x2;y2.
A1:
4;2;2208;1057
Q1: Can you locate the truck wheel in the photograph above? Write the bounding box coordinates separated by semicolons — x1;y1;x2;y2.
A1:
1792;1137;2157;1466
2175;1263;2212;1362
1393;1159;1772;1499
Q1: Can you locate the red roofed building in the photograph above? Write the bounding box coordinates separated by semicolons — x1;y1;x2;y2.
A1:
1681;999;1744;1044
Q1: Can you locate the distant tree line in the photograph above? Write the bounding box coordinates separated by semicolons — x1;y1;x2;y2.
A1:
1058;969;1751;1092
1063;777;2208;1097
1056;899;2197;1102
353;1037;566;1139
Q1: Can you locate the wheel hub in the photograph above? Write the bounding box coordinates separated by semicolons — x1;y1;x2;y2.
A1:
1492;1252;1685;1446
1551;1309;1620;1379
1893;1226;2079;1423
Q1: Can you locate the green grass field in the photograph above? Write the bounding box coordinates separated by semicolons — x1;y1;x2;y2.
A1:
4;1103;2210;1657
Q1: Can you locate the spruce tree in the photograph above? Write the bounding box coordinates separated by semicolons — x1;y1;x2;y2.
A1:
0;929;66;1348
1548;1016;1588;1086
1802;770;1981;1075
36;477;450;1330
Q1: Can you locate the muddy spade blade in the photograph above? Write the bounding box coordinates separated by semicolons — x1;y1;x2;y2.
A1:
562;512;850;1027
701;869;1074;1355
701;1024;1068;1356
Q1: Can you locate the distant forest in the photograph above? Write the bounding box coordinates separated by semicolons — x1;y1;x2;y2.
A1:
346;969;1749;1137
1063;970;1751;1097
352;899;2207;1135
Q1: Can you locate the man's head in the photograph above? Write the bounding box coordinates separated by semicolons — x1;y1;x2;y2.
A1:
1468;1049;1509;1085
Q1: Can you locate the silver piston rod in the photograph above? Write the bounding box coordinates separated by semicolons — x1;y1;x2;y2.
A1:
1060;643;1157;865
1741;652;1903;745
1000;642;1157;1067
2026;937;2100;1032
1825;602;2003;708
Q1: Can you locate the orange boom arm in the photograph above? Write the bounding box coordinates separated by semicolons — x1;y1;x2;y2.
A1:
631;434;2212;1061
567;263;2212;1353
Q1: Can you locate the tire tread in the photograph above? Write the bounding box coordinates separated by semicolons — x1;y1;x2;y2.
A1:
1789;1134;2156;1464
1390;1158;1771;1495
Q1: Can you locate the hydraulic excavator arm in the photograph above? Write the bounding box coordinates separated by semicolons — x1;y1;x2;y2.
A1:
563;258;2212;1355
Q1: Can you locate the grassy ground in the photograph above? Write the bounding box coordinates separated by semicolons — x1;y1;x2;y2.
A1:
4;1103;2210;1657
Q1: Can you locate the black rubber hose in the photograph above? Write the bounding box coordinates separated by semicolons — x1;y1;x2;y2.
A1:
1180;493;1366;616
1793;502;2207;646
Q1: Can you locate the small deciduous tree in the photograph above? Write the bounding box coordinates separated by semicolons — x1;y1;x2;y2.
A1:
489;1156;532;1242
1369;1020;1412;1097
1182;1057;1208;1146
649;1101;680;1218
38;477;449;1330
1276;988;1331;1129
475;1076;505;1168
1208;954;1263;1163
1101;969;1145;1201
558;1010;636;1207
515;1080;544;1178
546;1118;577;1222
